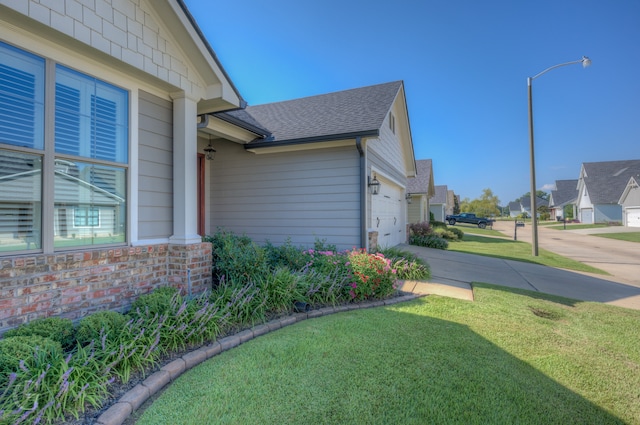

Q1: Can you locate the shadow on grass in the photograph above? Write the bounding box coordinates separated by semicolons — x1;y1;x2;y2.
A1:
135;302;627;425
472;282;580;307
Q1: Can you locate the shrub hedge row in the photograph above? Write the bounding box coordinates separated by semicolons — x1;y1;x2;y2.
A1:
0;231;430;425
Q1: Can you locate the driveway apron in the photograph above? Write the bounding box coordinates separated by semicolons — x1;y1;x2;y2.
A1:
397;223;640;310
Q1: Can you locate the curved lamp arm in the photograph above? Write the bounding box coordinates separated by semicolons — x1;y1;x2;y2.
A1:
530;56;591;82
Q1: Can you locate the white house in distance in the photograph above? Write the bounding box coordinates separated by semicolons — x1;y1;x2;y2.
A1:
619;175;640;227
406;159;435;224
429;185;453;222
576;159;640;224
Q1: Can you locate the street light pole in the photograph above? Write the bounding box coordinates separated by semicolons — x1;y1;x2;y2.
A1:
527;56;591;256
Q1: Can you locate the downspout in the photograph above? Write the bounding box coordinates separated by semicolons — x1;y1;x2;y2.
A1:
355;137;367;249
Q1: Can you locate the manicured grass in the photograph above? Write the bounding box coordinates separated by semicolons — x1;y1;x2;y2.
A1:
135;286;639;425
447;234;607;275
594;232;640;243
447;224;506;237
547;223;611;230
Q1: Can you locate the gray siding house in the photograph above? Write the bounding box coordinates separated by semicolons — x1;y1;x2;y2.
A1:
429;185;449;222
0;0;419;332
576;160;640;224
549;179;578;220
406;159;435;224
619;176;640;227
206;81;417;250
0;0;247;331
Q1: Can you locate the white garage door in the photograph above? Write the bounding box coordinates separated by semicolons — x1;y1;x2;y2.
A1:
580;208;593;224
372;179;404;248
626;208;640;227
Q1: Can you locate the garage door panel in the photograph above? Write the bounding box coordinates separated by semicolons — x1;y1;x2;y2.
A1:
626;208;640;227
372;180;404;248
580;208;593;224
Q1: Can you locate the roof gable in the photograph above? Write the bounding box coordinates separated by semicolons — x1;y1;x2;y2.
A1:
430;185;449;204
224;81;403;143
407;159;434;195
550;179;578;207
580;159;640;204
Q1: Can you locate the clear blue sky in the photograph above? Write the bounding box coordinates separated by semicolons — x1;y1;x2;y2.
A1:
184;0;640;205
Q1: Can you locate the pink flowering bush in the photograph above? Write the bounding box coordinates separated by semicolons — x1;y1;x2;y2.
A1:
347;249;399;301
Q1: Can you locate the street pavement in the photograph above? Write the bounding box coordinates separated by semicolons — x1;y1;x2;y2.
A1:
397;221;640;309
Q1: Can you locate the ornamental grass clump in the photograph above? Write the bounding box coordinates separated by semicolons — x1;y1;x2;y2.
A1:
0;340;112;424
347;249;399;301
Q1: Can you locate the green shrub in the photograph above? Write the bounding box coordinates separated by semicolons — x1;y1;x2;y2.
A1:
409;221;432;237
347;249;399;301
0;341;112;424
410;234;449;250
0;335;62;383
76;310;128;347
433;227;459;240
297;266;351;307
4;317;75;350
210;278;267;326
103;315;162;384
255;267;303;314
205;229;269;285
431;220;447;229
263;238;308;270
377;247;431;281
447;226;464;239
129;286;180;316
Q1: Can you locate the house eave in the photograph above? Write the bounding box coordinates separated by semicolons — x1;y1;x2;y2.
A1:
244;130;380;153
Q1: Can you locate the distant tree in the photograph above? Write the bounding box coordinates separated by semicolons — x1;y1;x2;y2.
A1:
459;197;471;213
564;205;574;220
537;205;550;221
460;188;500;218
453;196;460;214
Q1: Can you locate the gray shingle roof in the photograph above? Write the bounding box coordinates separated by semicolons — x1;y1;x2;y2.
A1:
582;159;640;204
430;185;448;204
509;201;521;212
407;159;432;194
550;179;578;207
520;196;549;209
219;81;403;143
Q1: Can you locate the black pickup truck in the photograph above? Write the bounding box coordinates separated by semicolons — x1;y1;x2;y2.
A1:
445;213;494;229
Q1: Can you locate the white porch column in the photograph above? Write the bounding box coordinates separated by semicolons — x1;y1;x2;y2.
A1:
169;92;201;245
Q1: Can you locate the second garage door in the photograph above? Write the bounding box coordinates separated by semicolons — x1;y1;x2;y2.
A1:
626;207;640;227
372;178;405;248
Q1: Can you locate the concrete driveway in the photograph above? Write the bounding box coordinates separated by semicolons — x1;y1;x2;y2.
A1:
397;222;640;309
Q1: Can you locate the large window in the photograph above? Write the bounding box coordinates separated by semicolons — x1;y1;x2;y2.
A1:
0;41;128;253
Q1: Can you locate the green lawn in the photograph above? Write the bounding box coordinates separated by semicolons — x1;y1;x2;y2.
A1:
446;234;608;275
547;223;612;230
594;232;640;243
134;285;640;425
447;224;506;237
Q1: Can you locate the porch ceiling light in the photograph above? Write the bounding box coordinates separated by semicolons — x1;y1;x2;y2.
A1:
204;136;216;161
368;175;380;195
405;193;412;204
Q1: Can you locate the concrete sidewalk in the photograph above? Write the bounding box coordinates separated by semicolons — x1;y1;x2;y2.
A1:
397;243;640;310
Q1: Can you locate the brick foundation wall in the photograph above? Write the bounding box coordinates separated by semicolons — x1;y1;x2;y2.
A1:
0;242;212;335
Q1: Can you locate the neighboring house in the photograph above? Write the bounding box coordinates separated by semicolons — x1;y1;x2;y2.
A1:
576;160;640;224
618;176;640;227
0;0;250;332
429;185;449;222
508;201;522;218
210;81;417;250
406;159;435;225
549;180;578;220
520;196;549;218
